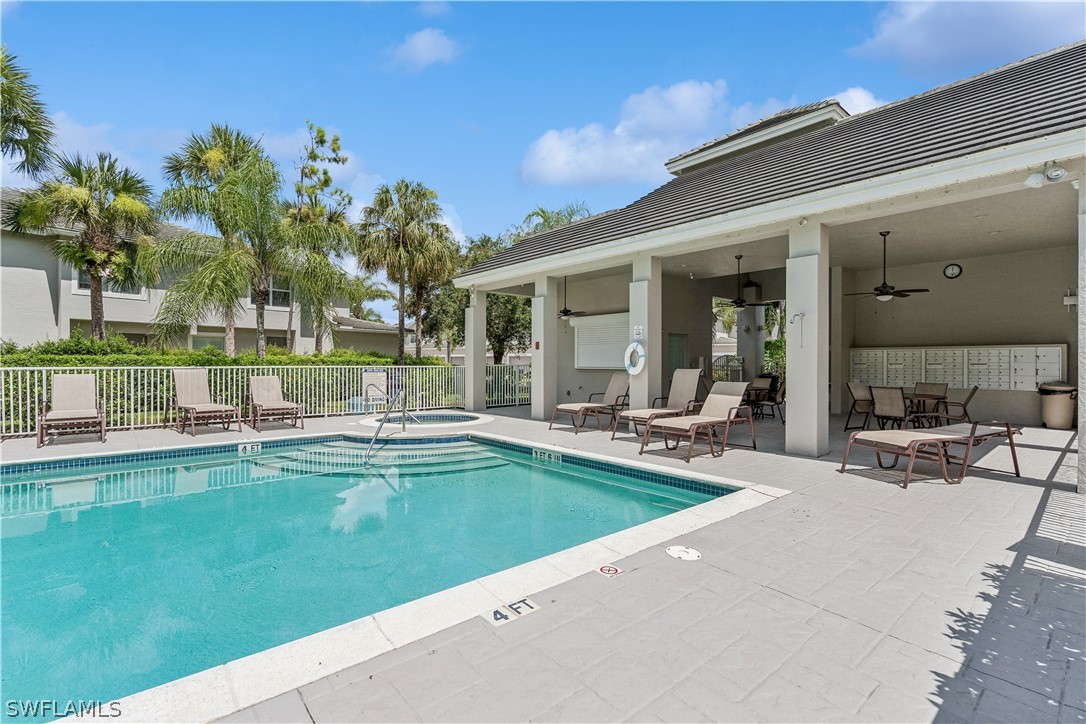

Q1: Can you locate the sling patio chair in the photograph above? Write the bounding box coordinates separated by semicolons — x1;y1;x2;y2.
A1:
168;368;242;437
839;419;1021;489
36;373;106;448
638;381;755;462
549;371;629;434
935;385;980;424
611;368;704;440
845;381;874;431
871;386;910;429
751;378;786;424
249;375;304;432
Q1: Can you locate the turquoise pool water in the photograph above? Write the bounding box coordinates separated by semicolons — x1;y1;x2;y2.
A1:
0;437;724;709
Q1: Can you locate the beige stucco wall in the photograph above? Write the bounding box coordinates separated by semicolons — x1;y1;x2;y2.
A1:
662;275;715;384
556;272;630;403
851;244;1078;425
0;231;61;344
333;330;401;357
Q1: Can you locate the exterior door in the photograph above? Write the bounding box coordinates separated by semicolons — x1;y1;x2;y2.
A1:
667;333;688;385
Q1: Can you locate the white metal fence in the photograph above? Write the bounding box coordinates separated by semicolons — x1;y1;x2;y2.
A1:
0;365;479;438
486;364;531;407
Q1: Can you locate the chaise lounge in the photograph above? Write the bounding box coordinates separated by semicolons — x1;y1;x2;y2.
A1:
639;381;755;462
611;368;704;439
36;373;106;448
169;368;242;437
838;419;1021;489
549;371;629;434
249;375;304;432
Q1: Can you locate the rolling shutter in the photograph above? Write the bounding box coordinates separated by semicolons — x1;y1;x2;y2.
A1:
570;313;630;369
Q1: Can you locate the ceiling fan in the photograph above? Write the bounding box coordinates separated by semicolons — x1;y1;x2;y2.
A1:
846;231;929;302
720;255;771;310
558;276;587;320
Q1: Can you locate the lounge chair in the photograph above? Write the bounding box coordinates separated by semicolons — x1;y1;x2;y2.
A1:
871;386;910;429
549;371;629;434
845;382;873;431
36;374;105;448
249;375;304;432
639;381;755;462
935;385;979;424
611;368;704;439
751;379;786;424
169;368;242;436
839;420;1021;489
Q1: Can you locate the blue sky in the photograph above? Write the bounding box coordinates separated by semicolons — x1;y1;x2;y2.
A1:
2;1;1082;319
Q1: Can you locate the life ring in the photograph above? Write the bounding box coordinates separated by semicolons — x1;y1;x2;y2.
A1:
624;342;647;375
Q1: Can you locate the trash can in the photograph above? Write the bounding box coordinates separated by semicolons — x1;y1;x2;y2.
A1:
1038;382;1077;429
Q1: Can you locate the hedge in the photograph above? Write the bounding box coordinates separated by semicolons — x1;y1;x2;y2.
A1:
0;332;447;368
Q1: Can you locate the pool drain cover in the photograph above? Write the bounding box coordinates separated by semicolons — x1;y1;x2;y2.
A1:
666;545;701;561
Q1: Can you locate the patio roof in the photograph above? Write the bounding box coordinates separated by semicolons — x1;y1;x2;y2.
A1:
463;41;1086;279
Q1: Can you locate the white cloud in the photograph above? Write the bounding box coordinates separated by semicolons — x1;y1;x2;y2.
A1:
416;1;451;17
521;80;730;186
391;28;460;72
830;86;889;115
853;2;1085;76
726;97;793;134
440;203;466;245
0;0;19;16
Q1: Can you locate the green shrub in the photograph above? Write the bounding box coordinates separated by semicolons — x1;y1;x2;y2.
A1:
763;338;786;375
0;331;447;368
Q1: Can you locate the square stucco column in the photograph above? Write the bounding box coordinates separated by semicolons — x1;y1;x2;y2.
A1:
786;223;830;457
1077;180;1085;494
531;277;558;420
629;256;662;409
464;290;487;411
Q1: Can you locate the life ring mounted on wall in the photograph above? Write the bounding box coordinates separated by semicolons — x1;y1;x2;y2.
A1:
624;341;646;375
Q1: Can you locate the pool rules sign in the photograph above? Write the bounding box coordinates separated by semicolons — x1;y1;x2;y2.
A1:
484;597;541;627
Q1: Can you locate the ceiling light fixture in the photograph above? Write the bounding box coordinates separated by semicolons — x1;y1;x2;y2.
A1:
1045;164;1067;182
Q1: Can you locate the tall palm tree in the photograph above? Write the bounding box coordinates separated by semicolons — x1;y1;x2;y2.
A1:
156;124;263;355
151;153;289;358
3;153;157;339
520;201;589;237
355;179;453;363
0;45;56;178
347;275;394;321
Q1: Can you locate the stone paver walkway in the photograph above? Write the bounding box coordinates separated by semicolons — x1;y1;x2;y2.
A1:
193;410;1085;723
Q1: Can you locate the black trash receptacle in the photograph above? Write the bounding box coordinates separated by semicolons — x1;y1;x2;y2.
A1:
1038;382;1077;429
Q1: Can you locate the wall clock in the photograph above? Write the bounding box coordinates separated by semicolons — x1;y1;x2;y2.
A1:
943;263;963;279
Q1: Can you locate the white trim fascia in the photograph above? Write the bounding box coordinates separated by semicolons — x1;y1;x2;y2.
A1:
665;105;849;175
456;128;1086;290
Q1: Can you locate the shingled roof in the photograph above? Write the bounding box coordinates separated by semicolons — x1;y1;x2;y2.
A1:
465;41;1086;278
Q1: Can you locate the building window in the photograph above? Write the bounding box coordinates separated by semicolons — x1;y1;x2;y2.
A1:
252;277;291;308
75;270;146;298
192;335;225;351
267;336;288;349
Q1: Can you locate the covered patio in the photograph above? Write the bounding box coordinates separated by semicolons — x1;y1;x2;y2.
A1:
456;42;1085;492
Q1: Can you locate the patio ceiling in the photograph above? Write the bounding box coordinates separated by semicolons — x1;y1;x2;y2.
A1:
659;180;1078;278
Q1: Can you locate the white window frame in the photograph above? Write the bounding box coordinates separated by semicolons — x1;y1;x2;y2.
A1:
250;277;292;311
72;268;148;301
569;313;630;370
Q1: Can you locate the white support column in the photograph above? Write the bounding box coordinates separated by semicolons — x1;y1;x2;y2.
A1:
464;290;487;411
531;277;558;420
629;256;662;409
829;266;846;415
786;223;830;457
1077;180;1085;495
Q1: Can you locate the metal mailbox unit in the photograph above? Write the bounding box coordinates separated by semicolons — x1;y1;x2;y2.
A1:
850;345;1067;391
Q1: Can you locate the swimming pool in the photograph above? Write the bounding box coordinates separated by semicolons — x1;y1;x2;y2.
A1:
0;435;732;711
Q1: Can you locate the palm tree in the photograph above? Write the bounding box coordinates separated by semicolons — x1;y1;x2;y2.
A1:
520;201;589;236
3;153;157;339
155;124;263;355
355;180;454;363
347;275;394;322
1;45;56;178
152;153;289;358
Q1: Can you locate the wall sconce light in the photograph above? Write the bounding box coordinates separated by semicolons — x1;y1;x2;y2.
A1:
1045;164;1067;182
1025;162;1068;188
798;217;809;226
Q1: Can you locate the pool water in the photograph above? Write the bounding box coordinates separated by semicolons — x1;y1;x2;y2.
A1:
0;438;723;708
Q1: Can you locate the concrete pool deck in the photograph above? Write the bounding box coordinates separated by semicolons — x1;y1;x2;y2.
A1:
3;408;1083;722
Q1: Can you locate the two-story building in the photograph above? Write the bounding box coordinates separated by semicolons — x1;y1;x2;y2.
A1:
0;187;401;355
